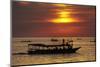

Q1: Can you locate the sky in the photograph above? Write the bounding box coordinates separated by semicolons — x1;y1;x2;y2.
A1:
12;1;96;37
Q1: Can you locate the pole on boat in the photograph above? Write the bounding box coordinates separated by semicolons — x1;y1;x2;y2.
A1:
62;39;65;45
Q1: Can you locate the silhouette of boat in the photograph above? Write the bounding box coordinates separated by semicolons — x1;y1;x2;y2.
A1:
21;40;32;42
51;39;59;42
28;39;81;54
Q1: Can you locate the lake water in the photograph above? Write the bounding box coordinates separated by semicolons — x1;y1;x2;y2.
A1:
11;37;96;66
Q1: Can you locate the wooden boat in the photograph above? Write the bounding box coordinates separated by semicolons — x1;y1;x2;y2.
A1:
27;39;81;54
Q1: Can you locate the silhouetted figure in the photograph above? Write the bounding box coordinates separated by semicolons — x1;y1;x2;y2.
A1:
70;40;73;47
65;42;71;49
66;40;73;49
62;39;65;45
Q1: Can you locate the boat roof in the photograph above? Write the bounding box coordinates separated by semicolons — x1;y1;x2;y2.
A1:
28;44;45;46
28;43;67;47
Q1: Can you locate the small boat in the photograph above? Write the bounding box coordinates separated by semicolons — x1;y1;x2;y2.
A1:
21;40;32;42
51;39;59;42
27;39;81;54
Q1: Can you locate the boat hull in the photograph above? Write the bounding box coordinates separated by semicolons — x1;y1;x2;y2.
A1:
28;47;81;54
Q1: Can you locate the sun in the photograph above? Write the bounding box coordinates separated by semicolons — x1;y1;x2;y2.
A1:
57;11;70;17
51;18;75;23
51;11;76;23
48;4;78;24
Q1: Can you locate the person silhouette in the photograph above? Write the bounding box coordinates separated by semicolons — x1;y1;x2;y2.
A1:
66;40;73;49
62;39;65;45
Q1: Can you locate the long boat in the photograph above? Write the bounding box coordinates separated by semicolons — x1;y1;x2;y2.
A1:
27;39;81;54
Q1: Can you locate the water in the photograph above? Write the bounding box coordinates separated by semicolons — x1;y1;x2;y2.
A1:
11;37;96;66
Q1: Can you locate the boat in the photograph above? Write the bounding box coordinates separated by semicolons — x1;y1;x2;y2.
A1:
20;40;32;42
51;39;59;42
27;39;81;54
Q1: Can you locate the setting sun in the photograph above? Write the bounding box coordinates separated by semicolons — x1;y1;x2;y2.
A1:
51;18;75;23
57;11;70;17
50;10;77;23
49;4;78;24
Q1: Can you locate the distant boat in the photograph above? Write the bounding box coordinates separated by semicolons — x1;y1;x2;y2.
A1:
27;39;81;54
51;39;59;42
77;38;82;40
90;40;96;42
20;40;32;42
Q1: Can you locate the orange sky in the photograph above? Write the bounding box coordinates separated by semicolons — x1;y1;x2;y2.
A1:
12;1;96;37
